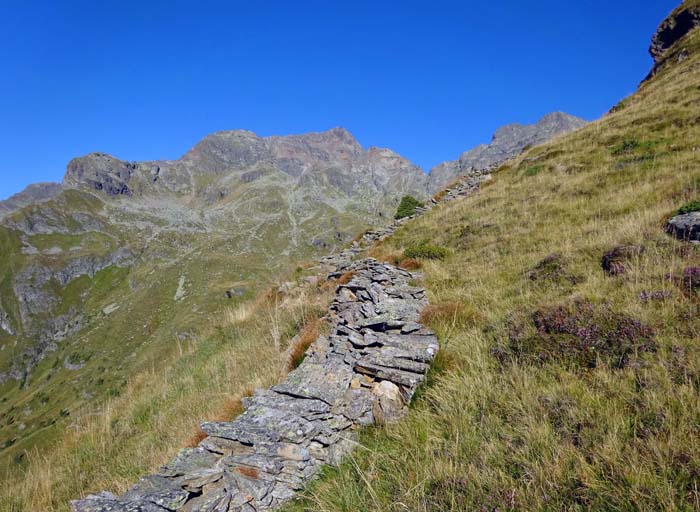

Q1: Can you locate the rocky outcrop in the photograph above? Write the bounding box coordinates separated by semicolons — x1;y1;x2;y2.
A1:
72;256;438;512
0;182;62;219
428;112;586;191
666;211;700;242
63;153;137;196
0;304;15;336
647;2;700;80
2;249;134;384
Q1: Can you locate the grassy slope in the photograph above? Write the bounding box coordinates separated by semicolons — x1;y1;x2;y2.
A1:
0;265;333;511
285;30;700;512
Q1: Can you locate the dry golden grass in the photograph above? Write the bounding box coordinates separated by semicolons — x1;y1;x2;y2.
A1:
0;277;333;512
398;258;422;271
286;317;324;372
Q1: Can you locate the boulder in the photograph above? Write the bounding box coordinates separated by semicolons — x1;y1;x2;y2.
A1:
666;212;700;242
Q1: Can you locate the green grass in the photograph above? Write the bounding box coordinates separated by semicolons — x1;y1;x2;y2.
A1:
524;164;545;176
678;199;700;214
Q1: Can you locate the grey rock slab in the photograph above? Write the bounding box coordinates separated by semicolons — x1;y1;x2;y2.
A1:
159;448;221;478
272;359;353;405
354;361;426;389
667;212;700;242
122;475;191;510
71;495;170;512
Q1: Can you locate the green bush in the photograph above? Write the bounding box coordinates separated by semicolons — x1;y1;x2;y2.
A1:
678;200;700;215
404;244;449;260
610;138;659;156
524;165;544;177
395;195;423;220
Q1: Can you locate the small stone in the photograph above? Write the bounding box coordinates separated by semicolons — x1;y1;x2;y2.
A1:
372;381;405;424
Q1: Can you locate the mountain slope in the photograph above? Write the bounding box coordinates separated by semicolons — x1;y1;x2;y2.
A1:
0;182;62;218
427;111;587;189
284;4;700;510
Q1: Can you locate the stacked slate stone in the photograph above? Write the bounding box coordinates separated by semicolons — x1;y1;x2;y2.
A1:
71;258;438;512
440;168;493;203
361;167;490;245
318;244;363;268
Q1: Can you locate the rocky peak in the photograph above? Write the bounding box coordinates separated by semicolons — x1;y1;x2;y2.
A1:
0;182;62;218
427;111;587;191
647;1;700;79
182;130;271;172
62;153;135;197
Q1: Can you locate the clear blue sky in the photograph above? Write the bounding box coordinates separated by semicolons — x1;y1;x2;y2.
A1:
0;0;679;200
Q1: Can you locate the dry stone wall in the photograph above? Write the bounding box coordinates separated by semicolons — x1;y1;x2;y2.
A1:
72;258;438;512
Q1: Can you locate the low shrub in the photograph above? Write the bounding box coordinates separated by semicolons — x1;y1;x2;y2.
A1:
678;200;700;215
610;138;659;156
404;244;449;260
527;253;580;284
524;165;544;177
497;300;656;370
395;195;423;220
601;245;645;276
682;267;700;294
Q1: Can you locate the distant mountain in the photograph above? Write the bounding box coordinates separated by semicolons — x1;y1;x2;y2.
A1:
428;112;587;189
0;182;62;218
61;127;429;203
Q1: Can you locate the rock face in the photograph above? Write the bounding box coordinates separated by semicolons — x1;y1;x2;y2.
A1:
0;182;62;218
62;128;430;203
71;255;438;512
667;211;700;242
427;112;587;190
63;153;137;196
647;2;700;80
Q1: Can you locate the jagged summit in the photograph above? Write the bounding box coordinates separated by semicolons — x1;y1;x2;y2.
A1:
60;127;427;199
646;0;700;80
427;111;587;189
0;182;62;218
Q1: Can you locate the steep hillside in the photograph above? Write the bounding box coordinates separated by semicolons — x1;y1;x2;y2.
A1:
0;182;62;218
284;4;700;510
427;112;586;189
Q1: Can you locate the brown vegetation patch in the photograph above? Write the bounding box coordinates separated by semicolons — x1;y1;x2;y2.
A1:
601;245;645;276
367;246;402;265
432;189;448;202
497;300;656;369
286;317;324;372
236;466;259;479
398;258;422;271
527;253;581;285
185;427;208;448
